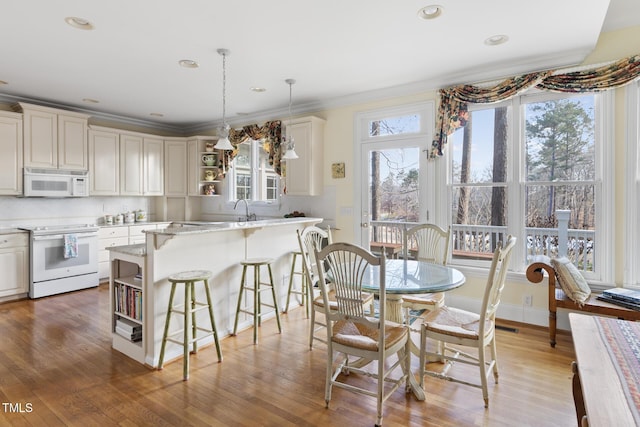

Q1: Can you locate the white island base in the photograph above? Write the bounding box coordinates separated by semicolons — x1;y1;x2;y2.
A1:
108;218;321;367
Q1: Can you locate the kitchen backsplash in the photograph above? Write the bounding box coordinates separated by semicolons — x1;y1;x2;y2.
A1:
0;196;154;228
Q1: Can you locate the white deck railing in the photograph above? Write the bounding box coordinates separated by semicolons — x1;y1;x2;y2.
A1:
369;210;594;272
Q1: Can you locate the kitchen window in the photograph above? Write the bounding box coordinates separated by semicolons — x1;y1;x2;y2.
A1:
227;139;279;203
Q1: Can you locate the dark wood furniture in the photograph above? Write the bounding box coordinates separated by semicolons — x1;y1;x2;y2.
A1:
526;255;640;347
569;313;639;426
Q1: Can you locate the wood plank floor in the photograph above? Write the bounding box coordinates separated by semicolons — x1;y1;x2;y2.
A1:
0;284;578;426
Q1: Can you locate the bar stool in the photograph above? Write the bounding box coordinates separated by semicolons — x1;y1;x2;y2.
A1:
232;258;282;344
283;250;310;317
158;270;222;380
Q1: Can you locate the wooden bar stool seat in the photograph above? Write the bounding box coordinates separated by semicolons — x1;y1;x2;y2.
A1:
232;258;282;344
157;270;222;380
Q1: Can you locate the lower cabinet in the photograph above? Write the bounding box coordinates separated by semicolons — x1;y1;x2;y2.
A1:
99;223;172;280
0;233;28;299
98;226;129;280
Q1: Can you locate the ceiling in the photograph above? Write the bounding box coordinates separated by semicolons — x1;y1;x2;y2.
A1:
0;0;638;133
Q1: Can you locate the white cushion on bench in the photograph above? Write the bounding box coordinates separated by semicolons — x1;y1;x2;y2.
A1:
551;257;591;307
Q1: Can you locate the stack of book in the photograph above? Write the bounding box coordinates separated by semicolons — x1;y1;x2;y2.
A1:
115;317;142;342
597;287;640;311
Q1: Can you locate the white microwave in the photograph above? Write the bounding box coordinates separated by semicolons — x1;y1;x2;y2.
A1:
23;168;90;197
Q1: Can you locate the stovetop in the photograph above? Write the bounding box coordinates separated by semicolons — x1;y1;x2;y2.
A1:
19;223;99;234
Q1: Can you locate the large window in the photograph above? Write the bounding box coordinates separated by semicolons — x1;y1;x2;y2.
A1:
448;90;613;282
227;139;279;202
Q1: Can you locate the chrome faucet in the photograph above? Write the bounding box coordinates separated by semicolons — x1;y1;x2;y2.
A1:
234;199;256;221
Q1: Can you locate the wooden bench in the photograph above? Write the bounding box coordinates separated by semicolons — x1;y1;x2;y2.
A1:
526;255;640;347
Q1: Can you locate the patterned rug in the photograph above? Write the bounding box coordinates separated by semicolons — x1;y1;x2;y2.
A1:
596;317;640;424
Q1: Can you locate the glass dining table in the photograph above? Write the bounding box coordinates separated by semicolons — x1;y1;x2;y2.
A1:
360;259;466;324
359;258;466;400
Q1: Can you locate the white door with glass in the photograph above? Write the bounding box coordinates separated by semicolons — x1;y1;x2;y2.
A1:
354;102;435;251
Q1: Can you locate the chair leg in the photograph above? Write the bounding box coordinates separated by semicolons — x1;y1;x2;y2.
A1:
491;337;499;383
284;253;297;313
253;266;259;344
183;281;191;380
203;278;223;362
232;265;248;336
267;264;282;333
479;345;489;408
190;282;198;354
419;325;427;389
158;283;177;369
325;342;333;408
309;306;317;348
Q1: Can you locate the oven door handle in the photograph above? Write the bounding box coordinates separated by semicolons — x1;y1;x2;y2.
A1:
32;232;98;241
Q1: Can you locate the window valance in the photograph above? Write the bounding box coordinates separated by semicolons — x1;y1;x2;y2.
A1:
431;54;640;158
224;120;284;175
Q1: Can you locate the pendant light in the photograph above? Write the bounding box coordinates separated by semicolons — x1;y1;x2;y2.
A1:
214;48;234;151
282;78;299;160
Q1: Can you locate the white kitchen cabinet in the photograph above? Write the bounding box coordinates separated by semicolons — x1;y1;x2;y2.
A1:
0;111;23;195
187;139;200;196
284;116;325;196
89;127;120;196
128;223;159;244
165;138;187;196
58;114;89;170
0;232;29;299
144;137;164;196
120;133;144;195
18;102;89;170
119;134;164;196
98;226;129;280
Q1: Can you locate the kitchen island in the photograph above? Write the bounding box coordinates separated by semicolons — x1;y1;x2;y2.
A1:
108;217;322;366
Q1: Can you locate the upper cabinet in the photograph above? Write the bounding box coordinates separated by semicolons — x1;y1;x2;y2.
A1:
119;133;165;196
0;111;23;195
284;116;325;196
89;127;120;196
17;103;89;170
164;138;187;196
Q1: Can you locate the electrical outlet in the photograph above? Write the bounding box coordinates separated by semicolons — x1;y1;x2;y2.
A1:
523;294;533;307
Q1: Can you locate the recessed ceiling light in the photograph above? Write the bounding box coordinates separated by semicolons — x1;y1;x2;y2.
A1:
417;5;443;20
82;98;99;104
65;17;94;30
0;80;7;85
250;87;266;92
150;112;164;118
484;34;509;46
179;59;199;68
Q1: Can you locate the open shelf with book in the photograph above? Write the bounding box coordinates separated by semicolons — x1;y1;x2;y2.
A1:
109;249;146;364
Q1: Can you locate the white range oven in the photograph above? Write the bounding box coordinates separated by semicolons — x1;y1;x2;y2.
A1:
20;224;99;298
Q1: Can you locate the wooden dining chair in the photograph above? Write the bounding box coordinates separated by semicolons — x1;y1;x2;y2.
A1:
402;224;451;327
297;226;374;348
313;242;410;427
418;235;516;408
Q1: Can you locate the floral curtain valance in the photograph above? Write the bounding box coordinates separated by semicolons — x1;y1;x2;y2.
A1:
224;120;284;175
431;54;640;158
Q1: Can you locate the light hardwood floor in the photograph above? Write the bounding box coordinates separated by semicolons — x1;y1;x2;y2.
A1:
0;284;578;426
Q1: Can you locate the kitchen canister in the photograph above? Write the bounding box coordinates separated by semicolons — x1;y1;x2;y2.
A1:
115;213;124;225
135;210;147;222
124;212;135;223
105;214;113;225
